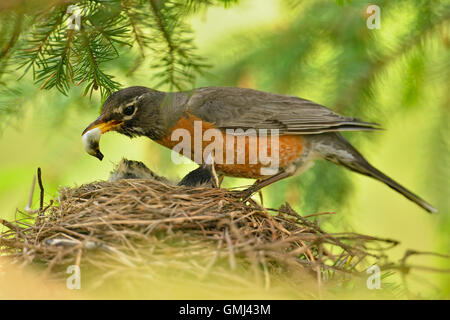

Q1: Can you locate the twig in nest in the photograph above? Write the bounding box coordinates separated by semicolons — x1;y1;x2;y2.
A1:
24;174;37;214
37;167;44;212
302;212;336;219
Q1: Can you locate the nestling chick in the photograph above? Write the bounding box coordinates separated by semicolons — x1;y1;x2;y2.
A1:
178;153;219;188
109;159;169;183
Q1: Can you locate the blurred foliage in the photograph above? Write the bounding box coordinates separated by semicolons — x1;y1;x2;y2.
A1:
0;0;237;100
0;0;447;215
197;0;449;215
0;0;448;297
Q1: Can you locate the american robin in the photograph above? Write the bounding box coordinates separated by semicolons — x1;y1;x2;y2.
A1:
178;153;219;188
82;86;437;213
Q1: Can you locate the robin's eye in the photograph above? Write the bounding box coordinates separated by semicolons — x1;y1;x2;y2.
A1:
123;105;135;116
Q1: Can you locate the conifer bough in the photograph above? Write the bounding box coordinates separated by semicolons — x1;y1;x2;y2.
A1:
0;0;236;98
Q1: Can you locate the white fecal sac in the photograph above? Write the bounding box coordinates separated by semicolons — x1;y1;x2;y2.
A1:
82;127;104;160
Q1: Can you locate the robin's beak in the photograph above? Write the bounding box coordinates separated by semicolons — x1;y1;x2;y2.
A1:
81;115;123;161
82;115;123;135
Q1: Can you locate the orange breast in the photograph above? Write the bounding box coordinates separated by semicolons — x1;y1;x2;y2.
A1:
156;113;305;178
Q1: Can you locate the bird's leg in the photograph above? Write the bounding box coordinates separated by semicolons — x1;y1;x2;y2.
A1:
206;153;220;188
218;174;225;187
243;170;293;200
252;179;264;205
258;191;264;206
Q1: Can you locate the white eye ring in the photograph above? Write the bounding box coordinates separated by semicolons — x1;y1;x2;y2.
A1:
121;102;138;120
123;105;135;116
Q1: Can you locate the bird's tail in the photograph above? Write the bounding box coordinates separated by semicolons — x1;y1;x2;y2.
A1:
314;133;437;213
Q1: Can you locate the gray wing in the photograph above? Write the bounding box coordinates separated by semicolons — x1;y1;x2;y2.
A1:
186;87;380;134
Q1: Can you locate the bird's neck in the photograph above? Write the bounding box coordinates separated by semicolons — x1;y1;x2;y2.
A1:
144;91;190;140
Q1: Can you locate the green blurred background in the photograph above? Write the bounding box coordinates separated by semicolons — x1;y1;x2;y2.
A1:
0;0;448;298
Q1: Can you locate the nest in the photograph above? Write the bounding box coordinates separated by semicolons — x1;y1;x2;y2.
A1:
0;174;404;297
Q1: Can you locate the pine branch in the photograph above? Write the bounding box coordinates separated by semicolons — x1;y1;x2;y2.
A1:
0;14;23;82
0;15;22;59
183;0;238;14
144;0;211;90
35;28;75;94
149;0;179;90
16;8;66;80
333;13;450;113
0;82;34;134
74;28;121;99
121;0;149;57
4;0;225;96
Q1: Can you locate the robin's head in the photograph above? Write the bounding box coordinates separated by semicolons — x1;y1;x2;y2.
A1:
82;86;165;160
